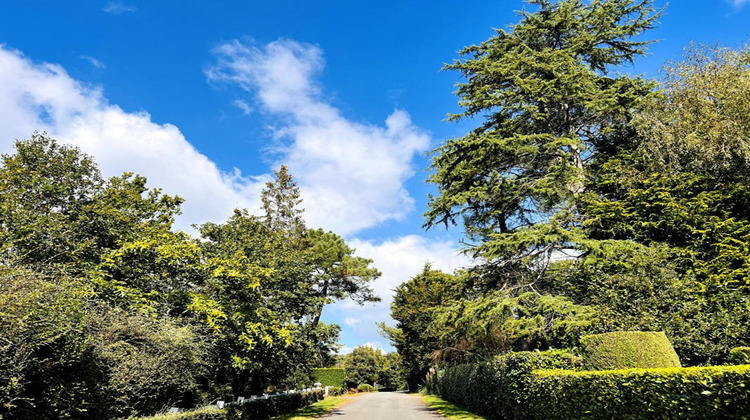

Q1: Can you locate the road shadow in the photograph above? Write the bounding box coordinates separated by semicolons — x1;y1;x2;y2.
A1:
319;407;347;417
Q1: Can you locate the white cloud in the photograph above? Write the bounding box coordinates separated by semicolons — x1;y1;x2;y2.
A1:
206;39;432;235
344;317;361;327
232;99;253;115
0;46;265;231
323;235;472;351
102;2;136;14
79;55;106;69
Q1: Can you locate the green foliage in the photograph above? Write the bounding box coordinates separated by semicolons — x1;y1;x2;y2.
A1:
356;384;376;392
426;350;581;420
326;386;346;396
343;346;385;387
0;135;373;417
87;307;207;418
306;228;381;327
377;352;406;391
261;165;306;240
527;366;750;419
0;267;93;419
729;347;750;365
225;390;324;420
132;406;226;420
431;291;600;363
581;331;681;370
385;266;466;389
271;394;350;420
311;368;346;387
426;0;659;274
428;351;749;419
0;267;206;419
0;133;183;275
577;45;750;364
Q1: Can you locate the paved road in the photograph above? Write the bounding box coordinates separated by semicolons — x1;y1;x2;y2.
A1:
322;392;444;420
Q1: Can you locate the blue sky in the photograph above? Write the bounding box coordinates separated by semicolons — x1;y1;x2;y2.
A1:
1;0;749;353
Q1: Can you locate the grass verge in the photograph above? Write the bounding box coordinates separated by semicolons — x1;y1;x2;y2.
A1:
271;395;357;420
420;394;488;420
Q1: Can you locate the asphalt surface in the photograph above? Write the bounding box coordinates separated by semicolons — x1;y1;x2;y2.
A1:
322;392;445;420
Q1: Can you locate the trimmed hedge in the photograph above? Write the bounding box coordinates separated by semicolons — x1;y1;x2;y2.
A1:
428;350;750;420
729;347;750;365
426;350;581;419
311;368;346;387
135;390;325;420
581;331;681;370
226;389;324;419
528;365;750;419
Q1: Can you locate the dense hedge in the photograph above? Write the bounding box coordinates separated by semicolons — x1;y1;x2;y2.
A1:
581;331;681;370
135;390;324;420
428;351;750;420
425;350;581;419
134;406;226;419
729;347;750;365
311;368;346;387
226;389;324;419
528;365;750;419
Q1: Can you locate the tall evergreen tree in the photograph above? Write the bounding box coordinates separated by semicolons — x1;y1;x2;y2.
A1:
426;0;660;286
261;165;306;240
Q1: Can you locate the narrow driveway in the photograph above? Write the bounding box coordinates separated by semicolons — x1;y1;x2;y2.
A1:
323;392;444;420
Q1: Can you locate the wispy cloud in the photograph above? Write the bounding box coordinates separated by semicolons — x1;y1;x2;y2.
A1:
232;99;253;115
102;2;136;14
731;0;750;8
206;39;431;235
79;55;106;69
344;317;361;327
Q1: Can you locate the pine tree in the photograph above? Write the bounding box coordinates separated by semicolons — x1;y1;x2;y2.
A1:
261;165;306;240
426;0;660;286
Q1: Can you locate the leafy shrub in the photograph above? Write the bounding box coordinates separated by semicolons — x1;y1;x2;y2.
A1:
357;384;377;392
527;365;750;419
88;307;207;418
133;406;226;420
729;347;750;365
0;268;94;419
327;386;346;396
225;389;324;420
581;331;681;370
311;368;346;387
0;267;208;419
426;350;581;419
